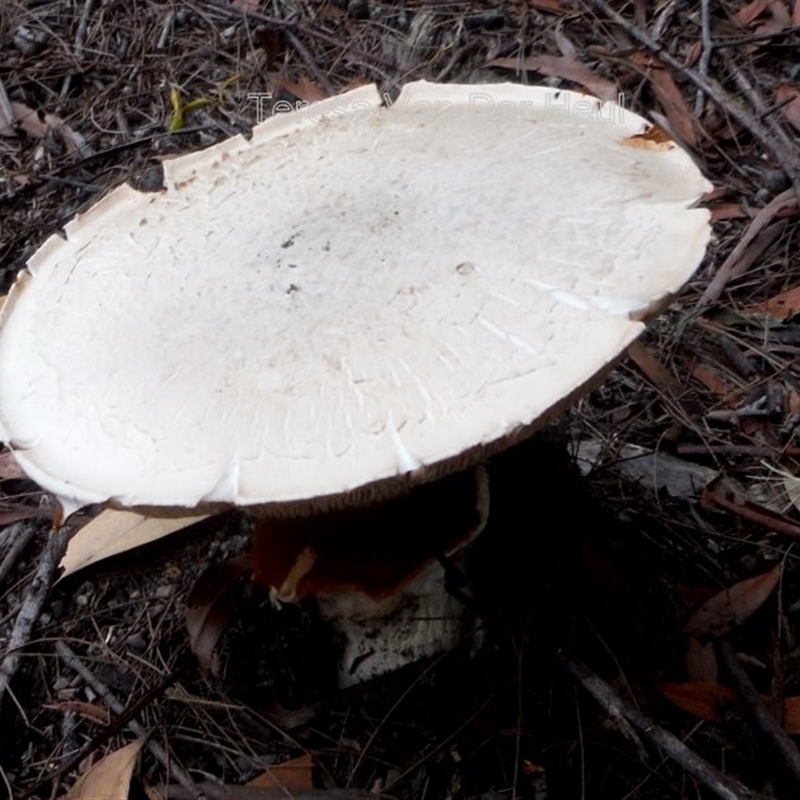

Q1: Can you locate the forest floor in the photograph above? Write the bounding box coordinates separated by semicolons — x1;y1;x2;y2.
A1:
3;1;800;798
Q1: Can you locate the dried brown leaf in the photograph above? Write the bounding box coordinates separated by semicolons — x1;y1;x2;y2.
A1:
0;505;49;525
647;61;697;147
526;0;573;13
785;696;800;733
63;739;144;800
0;449;28;479
46;700;111;724
768;0;791;25
488;55;618;103
627;339;682;394
247;754;314;792
620;124;674;150
710;203;747;221
277;75;328;103
735;0;770;25
60;509;211;579
659;681;740;722
776;85;800;132
747;284;800;319
661;682;800;734
185;556;251;674
684;565;780;638
690;363;735;401
685;635;719;682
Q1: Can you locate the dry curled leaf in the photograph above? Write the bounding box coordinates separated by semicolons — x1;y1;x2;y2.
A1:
659;681;741;722
684;565;780;638
747;284;800;320
776;85;800;132
620;124;674;150
185;556;251;675
247;753;314;792
64;739;144;800
661;681;800;734
488;54;618;103
60;508;212;579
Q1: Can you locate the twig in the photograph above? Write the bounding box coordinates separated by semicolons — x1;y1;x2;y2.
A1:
560;652;768;800
74;0;94;59
0;522;39;587
583;0;800;205
61;0;96;99
694;0;713;117
699;189;797;305
17;669;180;800
0;76;14;134
729;65;798;164
54;641;206;800
713;25;800;48
284;29;337;98
157;9;176;50
159;787;393;800
676;444;800;458
718;640;800;787
703;490;800;538
0;521;70;717
192;0;398;72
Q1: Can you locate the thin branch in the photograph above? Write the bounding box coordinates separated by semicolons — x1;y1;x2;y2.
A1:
694;0;713;117
54;641;205;800
718;640;800;787
583;0;800;205
0;522;70;716
560;652;768;800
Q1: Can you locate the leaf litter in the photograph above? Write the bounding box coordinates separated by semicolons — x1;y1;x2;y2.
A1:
3;1;800;799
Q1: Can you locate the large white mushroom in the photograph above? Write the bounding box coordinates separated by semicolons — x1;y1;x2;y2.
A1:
0;81;712;683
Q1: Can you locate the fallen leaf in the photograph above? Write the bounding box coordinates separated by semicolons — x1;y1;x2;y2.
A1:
276;75;328;103
646;60;697;147
627;339;682;394
0;449;27;479
620;123;674;150
185;556;251;674
0;505;50;525
785;696;800;733
776;85;800;132
59;509;212;579
703;489;800;537
735;0;770;25
690;362;736;400
660;681;741;722
64;739;144;800
526;0;573;13
768;0;791;25
46;700;111;724
700;189;797;304
747;284;800;320
488;54;618;103
685;636;719;682
661;682;800;734
247;753;314;792
684;565;781;638
710;203;747;221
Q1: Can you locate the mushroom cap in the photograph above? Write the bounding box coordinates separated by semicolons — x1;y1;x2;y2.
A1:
0;81;711;513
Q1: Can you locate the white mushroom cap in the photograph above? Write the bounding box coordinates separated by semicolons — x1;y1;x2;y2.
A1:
0;81;711;513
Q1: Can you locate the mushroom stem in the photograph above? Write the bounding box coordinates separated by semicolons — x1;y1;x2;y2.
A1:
250;467;489;685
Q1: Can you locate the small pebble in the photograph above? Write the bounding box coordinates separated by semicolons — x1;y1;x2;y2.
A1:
13;26;49;56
